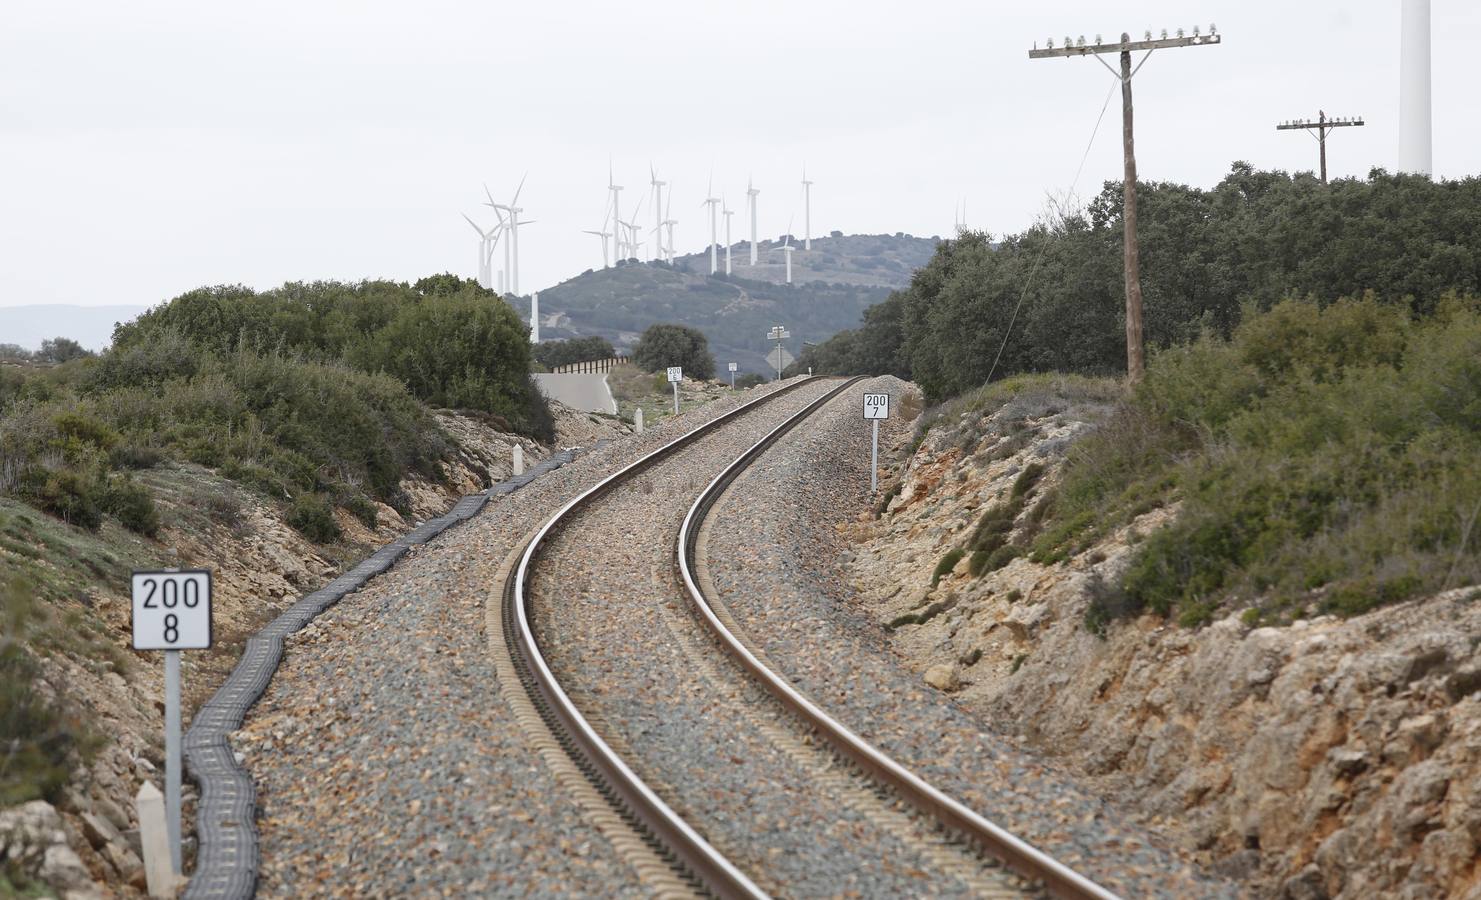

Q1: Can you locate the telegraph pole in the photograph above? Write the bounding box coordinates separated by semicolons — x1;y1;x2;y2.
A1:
1277;111;1364;184
1030;26;1222;382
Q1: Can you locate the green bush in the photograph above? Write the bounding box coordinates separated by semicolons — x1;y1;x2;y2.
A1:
0;579;93;806
533;336;616;369
23;470;102;531
286;494;341;544
343;495;379;530
100;476;159;536
734;373;767;389
632;323;716;380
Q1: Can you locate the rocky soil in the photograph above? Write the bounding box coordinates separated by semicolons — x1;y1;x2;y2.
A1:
850;382;1481;899
4;401;623;898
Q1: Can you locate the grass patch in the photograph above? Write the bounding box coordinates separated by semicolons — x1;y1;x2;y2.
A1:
931;549;965;587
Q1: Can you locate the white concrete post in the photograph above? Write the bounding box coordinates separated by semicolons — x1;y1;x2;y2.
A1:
137;782;174;898
512;443;524;476
634;407;643;433
672;382;679;416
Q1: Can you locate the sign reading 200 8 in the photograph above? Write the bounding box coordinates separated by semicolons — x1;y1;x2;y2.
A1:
131;570;212;650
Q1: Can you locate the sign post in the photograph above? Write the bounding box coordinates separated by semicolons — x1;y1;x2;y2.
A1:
862;392;889;493
132;569;212;877
767;325;790;380
728;362;737;389
667;366;682;415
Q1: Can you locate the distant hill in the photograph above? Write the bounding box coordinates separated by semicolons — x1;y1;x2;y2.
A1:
509;232;938;376
0;304;147;351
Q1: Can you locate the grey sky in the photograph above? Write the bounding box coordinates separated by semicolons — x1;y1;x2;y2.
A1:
2;1;1477;310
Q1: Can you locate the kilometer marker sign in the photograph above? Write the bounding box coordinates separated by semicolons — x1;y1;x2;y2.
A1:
863;392;889;492
131;569;213;880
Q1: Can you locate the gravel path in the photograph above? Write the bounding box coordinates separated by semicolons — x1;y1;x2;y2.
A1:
701;376;1242;899
530;377;1021;898
233;379;811;897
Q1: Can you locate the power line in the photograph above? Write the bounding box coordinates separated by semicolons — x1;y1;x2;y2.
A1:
1277;111;1365;184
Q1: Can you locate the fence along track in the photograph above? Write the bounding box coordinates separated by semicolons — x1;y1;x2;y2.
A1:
677;379;1122;900
506;377;826;900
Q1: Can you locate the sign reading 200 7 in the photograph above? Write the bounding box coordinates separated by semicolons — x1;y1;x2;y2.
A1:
862;393;890;420
131;570;212;650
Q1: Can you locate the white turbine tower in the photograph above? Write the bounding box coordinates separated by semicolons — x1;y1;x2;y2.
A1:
721;197;735;276
650;165;666;262
1399;0;1432;175
746;177;760;265
801;168;813;250
661;184;677;264
530;292;540;343
485;178;530;295
607;164;624;261
701;177;720;275
781;217;796;284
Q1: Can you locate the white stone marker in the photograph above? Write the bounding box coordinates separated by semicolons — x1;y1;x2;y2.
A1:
512;443;524;476
634;407;644;434
136;781;175;898
862;392;890;492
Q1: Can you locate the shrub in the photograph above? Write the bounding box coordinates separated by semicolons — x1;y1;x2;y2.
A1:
24;470;102;531
734;373;766;389
100;477;159;536
286;494;341;543
343;495;379;530
0;578;93;806
632;323;716;380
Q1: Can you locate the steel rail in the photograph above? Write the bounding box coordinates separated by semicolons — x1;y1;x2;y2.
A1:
677;379;1122;900
509;376;834;899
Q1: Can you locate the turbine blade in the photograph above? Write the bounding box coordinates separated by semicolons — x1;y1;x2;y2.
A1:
512;173;527;205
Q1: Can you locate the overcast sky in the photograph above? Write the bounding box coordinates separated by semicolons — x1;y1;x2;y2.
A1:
2;1;1477;310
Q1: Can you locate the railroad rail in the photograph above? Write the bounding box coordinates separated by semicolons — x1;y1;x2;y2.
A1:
505;374;1119;899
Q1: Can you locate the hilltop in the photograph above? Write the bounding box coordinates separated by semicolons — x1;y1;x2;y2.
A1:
507;232;938;376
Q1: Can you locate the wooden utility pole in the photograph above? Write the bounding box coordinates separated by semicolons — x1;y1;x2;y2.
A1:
1030;27;1222;382
1277;112;1365;184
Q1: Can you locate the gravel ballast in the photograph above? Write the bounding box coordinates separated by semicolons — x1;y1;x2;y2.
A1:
233;379;813;897
700;376;1239;899
529;377;1021;898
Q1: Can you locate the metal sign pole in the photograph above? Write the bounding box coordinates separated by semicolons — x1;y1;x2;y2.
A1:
164;649;182;875
871;419;879;493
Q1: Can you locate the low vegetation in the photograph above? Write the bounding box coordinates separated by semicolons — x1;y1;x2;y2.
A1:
1028;296;1481;627
533;336;616;370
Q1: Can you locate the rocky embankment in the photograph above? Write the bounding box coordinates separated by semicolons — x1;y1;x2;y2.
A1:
850;383;1481;899
4;402;624;898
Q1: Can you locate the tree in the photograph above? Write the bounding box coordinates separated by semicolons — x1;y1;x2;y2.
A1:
632;323;716;380
533;336;616;369
38;337;92;363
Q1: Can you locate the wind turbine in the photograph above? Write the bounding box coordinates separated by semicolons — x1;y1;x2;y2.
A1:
650;165;666;263
485;178;530;294
721;196;735;276
660;182;678;264
607;163;624;262
461;213;500;289
781;217;796;284
746;177;760;266
801;167;813;250
583;197;613;268
701;176;720;275
622;191;646;262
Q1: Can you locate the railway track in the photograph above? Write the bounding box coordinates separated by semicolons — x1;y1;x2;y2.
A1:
500;376;1119;899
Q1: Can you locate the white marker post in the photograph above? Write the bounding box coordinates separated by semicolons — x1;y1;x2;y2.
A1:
862;392;889;493
728;361;737;389
132;569;212;878
667;366;683;415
